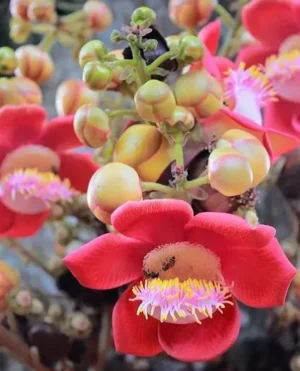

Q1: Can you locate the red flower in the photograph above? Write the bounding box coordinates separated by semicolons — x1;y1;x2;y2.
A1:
63;199;296;362
0;105;98;238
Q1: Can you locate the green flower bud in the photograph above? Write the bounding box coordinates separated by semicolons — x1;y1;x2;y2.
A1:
0;47;17;75
131;6;156;27
79;40;108;68
180;35;204;63
82;61;112;91
110;30;124;43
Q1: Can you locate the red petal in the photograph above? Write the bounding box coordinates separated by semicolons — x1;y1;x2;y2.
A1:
113;281;162;357
5;211;48;238
186;213;296;307
236;45;275;68
0;202;15;234
63;233;153;289
0;105;46;150
198;19;221;55
58;152;99;193
158;299;240;362
242;0;299;49
38;115;81;153
111;199;193;246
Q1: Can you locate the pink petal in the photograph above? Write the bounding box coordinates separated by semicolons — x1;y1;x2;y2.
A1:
236;45;275;68
58;152;99;193
5;211;48;238
111;199;194;246
186;213;297;307
214;56;235;77
63;233;153;289
198;19;221;55
242;0;299;49
113;281;162;357
158;299;240;362
38;115;81;153
0;105;46;150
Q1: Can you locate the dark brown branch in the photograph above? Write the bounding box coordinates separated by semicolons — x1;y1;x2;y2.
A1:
95;306;112;371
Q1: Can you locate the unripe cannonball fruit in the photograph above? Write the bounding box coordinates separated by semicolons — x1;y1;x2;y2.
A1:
79;40;108;69
134;80;176;123
83;61;112;91
74;104;110;148
87;163;142;224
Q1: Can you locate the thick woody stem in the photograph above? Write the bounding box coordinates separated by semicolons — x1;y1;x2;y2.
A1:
0;325;51;371
94;306;112;371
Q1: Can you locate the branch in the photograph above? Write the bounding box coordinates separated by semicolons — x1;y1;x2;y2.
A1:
94;306;112;371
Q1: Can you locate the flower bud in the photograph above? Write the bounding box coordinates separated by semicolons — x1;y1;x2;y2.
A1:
83;61;112;91
8;288;33;315
131;6;156;27
65;312;92;339
113;124;176;182
179;35;204;63
15;45;54;84
166;35;182;50
217;129;270;187
208;147;253;197
134;80;176;122
83;0;113;31
74;104;110;148
173;69;223;119
169;0;217;29
9;18;31;44
0;47;17;75
0;78;24;106
87;162;142;224
9;0;33;20
166;105;195;131
10;77;43;104
79;40;108;68
28;0;56;23
0;261;19;310
55;79;99;116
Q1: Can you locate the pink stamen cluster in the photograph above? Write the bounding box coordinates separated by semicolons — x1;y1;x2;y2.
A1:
266;50;300;81
0;168;78;205
130;278;233;324
224;62;277;108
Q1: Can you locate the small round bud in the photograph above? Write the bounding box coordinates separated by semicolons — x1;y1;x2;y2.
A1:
55;79;99;116
10;77;43;104
83;0;113;31
208;147;254;196
134;80;176;122
166;105;195;131
9;0;32;21
15;45;54;84
173;69;223;119
8;288;33;315
0;78;23;107
179;35;204;62
9;18;31;44
27;0;56;23
87;162;142;224
74;104;110;148
131;6;156;26
48;303;64;320
83;61;112;91
79;40;107;68
110;30;123;43
0;47;17;75
166;34;182;50
66;312;92;339
113;124;176;182
31;298;45;315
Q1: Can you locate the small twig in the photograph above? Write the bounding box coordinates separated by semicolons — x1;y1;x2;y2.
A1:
94;306;112;371
0;325;51;371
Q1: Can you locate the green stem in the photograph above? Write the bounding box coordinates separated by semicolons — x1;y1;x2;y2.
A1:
184;175;209;190
107;108;138;119
60;10;86;24
110;59;136;68
38;31;56;52
131;42;150;86
173;131;185;168
215;4;235;27
141;182;173;195
147;50;178;74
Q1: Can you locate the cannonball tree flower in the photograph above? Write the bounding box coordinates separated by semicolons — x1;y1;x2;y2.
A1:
0;105;98;238
63;199;296;361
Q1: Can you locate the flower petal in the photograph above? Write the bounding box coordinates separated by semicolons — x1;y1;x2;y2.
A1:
158;299;240;362
242;0;299;49
113;281;162;357
186;213;296;307
214;56;235;77
0;105;46;150
111;199;194;246
198;19;221;55
63;233;153;289
236;45;275;68
58;152;99;193
0;202;15;234
5;211;48;238
38;115;81;153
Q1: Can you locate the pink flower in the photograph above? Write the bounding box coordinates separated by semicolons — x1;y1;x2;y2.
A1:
64;199;296;362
